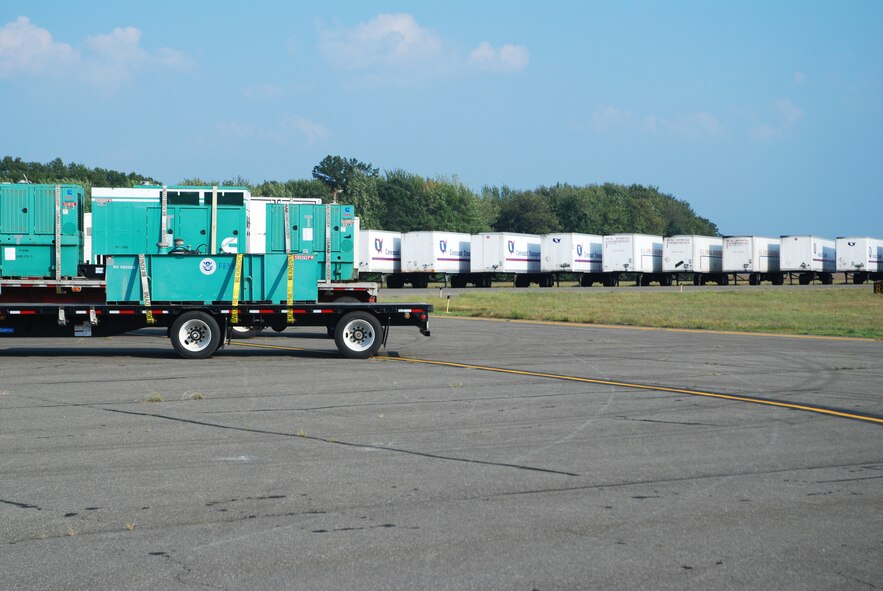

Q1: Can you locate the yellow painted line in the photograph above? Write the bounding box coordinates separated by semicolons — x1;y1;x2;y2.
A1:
432;315;880;343
376;355;883;425
232;341;883;426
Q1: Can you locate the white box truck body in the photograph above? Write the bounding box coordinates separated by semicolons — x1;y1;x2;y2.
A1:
722;236;780;273
359;230;402;274
602;234;663;273
836;237;883;273
780;235;836;272
541;233;603;273
663;235;723;273
471;233;541;273
401;231;471;274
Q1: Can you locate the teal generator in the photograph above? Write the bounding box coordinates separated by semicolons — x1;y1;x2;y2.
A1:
0;183;85;278
91;186;248;260
265;203;355;280
105;253;320;304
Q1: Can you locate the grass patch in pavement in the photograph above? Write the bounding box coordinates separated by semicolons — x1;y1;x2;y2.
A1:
382;288;883;339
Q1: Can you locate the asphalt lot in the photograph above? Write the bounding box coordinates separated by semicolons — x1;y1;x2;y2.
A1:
1;317;881;590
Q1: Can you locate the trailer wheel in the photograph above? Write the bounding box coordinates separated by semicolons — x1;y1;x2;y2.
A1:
334;311;383;359
327;296;360;338
231;326;264;339
579;275;593;287
170;311;221;359
450;275;467;288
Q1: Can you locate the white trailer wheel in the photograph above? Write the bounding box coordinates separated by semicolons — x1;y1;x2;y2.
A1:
231;326;264;339
334;311;383;359
170;312;221;359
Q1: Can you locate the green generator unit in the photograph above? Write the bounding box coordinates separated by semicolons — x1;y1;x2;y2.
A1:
91;186;248;260
0;183;85;278
105;253;319;304
265;203;356;281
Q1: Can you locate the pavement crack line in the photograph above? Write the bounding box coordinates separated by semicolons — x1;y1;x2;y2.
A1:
95;407;578;477
0;499;40;510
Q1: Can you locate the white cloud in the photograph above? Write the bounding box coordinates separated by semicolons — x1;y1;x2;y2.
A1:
241;84;284;100
281;115;329;143
318;13;527;83
0;16;76;76
468;41;529;72
218;115;329;145
775;98;804;125
661;112;724;140
750;98;804;141
0;16;192;86
319;13;445;72
589;106;635;132
588;106;723;140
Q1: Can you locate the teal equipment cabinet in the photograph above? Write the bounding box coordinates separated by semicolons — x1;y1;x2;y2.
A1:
265;203;356;281
91;186;248;260
0;183;85;278
105;253;319;304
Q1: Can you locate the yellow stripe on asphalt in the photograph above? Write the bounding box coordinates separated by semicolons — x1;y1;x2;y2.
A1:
432;315;880;342
233;341;883;426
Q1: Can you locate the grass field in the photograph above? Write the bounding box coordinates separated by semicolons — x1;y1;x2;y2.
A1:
382;288;883;339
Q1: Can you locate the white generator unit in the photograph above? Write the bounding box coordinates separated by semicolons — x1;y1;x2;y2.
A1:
359;230;402;274
541;233;602;273
722;236;780;273
602;234;663;273
780;235;836;272
663;235;723;273
836;237;883;273
470;233;541;274
401;231;471;274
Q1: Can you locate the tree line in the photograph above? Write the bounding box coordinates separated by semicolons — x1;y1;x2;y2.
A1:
2;155;718;236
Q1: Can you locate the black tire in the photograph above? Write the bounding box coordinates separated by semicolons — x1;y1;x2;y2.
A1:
514;275;529;288
821;273;833;285
579;275;593;287
413;276;430;289
230;326;264;339
334;311;383;359
170;311;221;359
718;275;729;286
749;274;759;285
603;275;617;287
799;274;811;285
327;296;359;338
772;274;785;286
450;275;467;288
540;275;554;287
481;276;493;288
693;275;702;286
386;276;403;289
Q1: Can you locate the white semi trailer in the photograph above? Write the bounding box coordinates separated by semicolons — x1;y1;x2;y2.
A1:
602;234;667;286
541;233;604;286
469;232;546;287
358;230;402;284
389;231;472;288
663;235;727;285
836;237;883;284
780;235;836;284
722;236;784;285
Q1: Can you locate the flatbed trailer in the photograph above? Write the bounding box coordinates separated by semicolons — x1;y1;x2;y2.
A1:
0;278;431;360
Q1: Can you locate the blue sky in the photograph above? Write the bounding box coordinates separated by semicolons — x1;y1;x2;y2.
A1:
1;1;881;236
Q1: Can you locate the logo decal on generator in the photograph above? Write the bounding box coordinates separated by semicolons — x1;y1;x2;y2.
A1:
199;258;217;275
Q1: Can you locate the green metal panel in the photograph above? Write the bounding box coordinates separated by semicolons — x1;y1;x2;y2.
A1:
90;187;247;258
0;183;84;277
265;203;355;281
106;254;319;304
